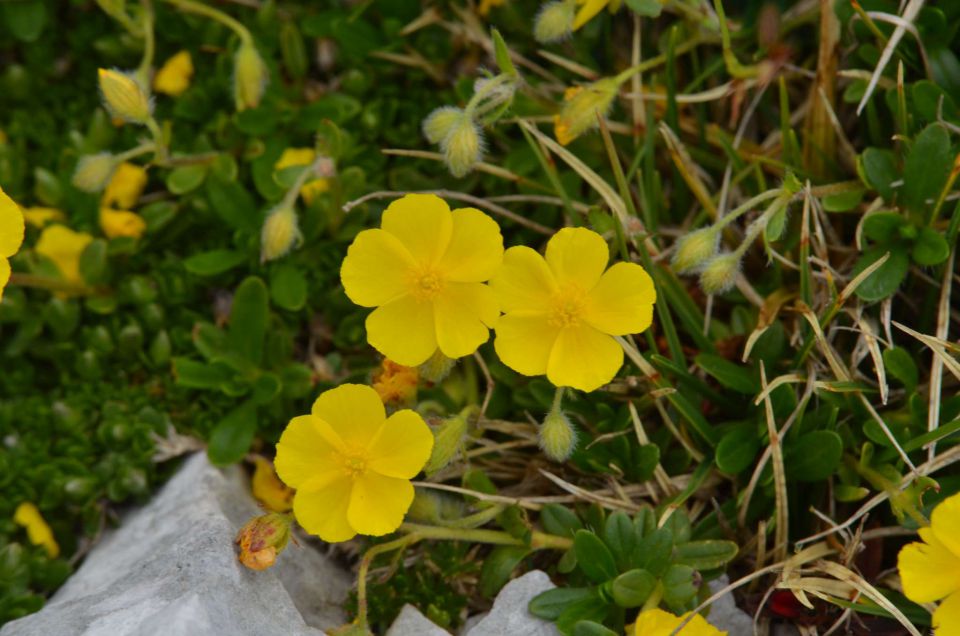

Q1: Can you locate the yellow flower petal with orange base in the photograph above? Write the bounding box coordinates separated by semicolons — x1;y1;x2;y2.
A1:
633;608;726;636
934;592;960;636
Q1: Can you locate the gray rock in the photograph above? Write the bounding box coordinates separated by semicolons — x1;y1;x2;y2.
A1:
706;575;754;634
465;571;560;636
1;453;351;636
385;604;451;636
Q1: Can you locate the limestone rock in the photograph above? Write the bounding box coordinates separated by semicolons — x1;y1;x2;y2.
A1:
385;604;451;636
464;570;560;636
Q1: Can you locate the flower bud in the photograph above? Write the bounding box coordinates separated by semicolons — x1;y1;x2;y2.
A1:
260;205;302;263
422;106;464;145
441;115;483;178
553;77;619;146
424;412;469;476
235;512;292;571
672;226;719;274
406;490;465;524
539;408;577;462
372;359;419;406
99;208;146;239
234;41;269;111
72;153;118;193
534;1;575;43
98;68;152;124
699;253;740;295
418;350;456;384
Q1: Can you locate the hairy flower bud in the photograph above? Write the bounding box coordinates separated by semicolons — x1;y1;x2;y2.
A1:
553;77;619;145
98;68;152;124
406;490;465;524
260;205;301;263
672;226;719;274
234;41;269;111
699;253;741;295
422;106;464;145
235;512;292;571
539;408;577;462
424;412;469;476
72;153;118;193
534;1;575;43
418;350;456;384
442;115;483;178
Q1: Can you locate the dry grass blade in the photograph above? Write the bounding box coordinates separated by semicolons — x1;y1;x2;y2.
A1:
855;315;888;405
658;123;718;218
760;362;788;562
797;302;851;381
855;0;926;115
928;249;955;459
893;320;960;382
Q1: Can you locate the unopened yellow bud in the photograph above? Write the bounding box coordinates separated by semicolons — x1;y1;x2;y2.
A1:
424;412;469;476
260;205;301;263
406;490;465;524
553;77;619;145
235;512;292;571
672;226;719;274
98;68;152;124
539;408;577;462
419;349;456;384
99;208;146;239
699;253;740;295
234;41;269;111
72;153;118;193
422;106;465;145
534;1;575;43
442;115;483;178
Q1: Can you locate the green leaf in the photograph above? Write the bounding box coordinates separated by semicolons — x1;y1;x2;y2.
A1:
2;0;47;42
716;425;760;474
479;546;529;597
852;246;910;302
674;540;738;570
206;174;259;232
269;264;308;311
183;250;248;276
625;0;663;17
632;526;673;576
541;504;583;538
784;430;843;482
166;164;208;195
207;404;257;466
764;205;787;242
491;28;517;77
228;277;269;365
859;148;898;202
883;347;919;391
911;226;950;266
556;597;609;636
862;212;906;244
529;587;596;620
695;354;758;394
822;188;864;212
602;511;637;571
572;621;618;636
574;530;618;583
610;569;656;608
252;372;281;404
903;124;952;219
79;239;109;285
172;358;232;388
662;564;698;608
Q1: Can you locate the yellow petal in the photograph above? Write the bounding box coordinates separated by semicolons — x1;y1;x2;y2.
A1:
274;147;316;171
0;257;9;302
13;502;59;558
494;312;560;377
434;282;498;359
341;229;415;307
367;409;434;479
99;208;147;239
35;225;93;284
0;186;25;258
489;246;557;312
547;324;623;392
293;475;356;543
274;414;343;488
633;608;725;636
153;50;194;97
898;530;960;603
23;207;64;229
251;457;294;513
584;262;656;336
381;194;453;264
347;470;414;536
311;384;386;450
365;295;438;366
101;162;148;209
934;592;960;636
545;227;608;290
300;178;330;206
572;0;608;30
439;207;504;282
932;492;960;560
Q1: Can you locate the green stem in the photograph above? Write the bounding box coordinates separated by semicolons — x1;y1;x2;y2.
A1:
135;0;156;86
145;117;168;164
465;74;513;118
355;534;421;628
116;142;157;163
399;523;573;550
8;273;97;296
162;0;252;44
843;455;928;527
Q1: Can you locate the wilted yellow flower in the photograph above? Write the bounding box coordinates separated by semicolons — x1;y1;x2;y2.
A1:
251;457;294;513
98;68;152;124
699;253;740;295
99;208;146;239
372;359;419;405
260;205;302;263
73;152;118;193
633;608;725;636
23;207;65;229
235;512;292;570
898;492;960;634
534;1;575;42
490;227;655;392
275;384;434;542
672;226;719;273
153;50;194;96
13;502;59;558
35;225;93;285
274;148;330;206
340;194;503;366
102;162;148;209
234;40;268;111
0;187;25;301
554;77;619;145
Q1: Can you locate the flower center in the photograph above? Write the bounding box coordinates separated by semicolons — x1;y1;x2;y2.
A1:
548;286;586;328
337;449;369;479
408;264;444;301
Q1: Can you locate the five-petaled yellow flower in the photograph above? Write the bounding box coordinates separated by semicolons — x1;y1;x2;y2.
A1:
153;51;194;97
0;186;25;301
898;491;960;634
489;227;655;392
274;384;433;542
341;194;504;367
633;608;725;636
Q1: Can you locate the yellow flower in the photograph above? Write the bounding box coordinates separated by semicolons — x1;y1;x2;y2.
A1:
13;502;59;558
274;384;434;542
153;50;194;96
478;0;506;16
102;162;148;209
489;227;655;392
35;225;93;285
98;68;152;124
0;187;25;301
573;0;623;30
340;194;503;367
633;608;725;636
23;207;65;229
251;457;294;513
274;148;330;206
372;359;419;406
553;77;619;145
99;208;147;239
898;491;960;634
